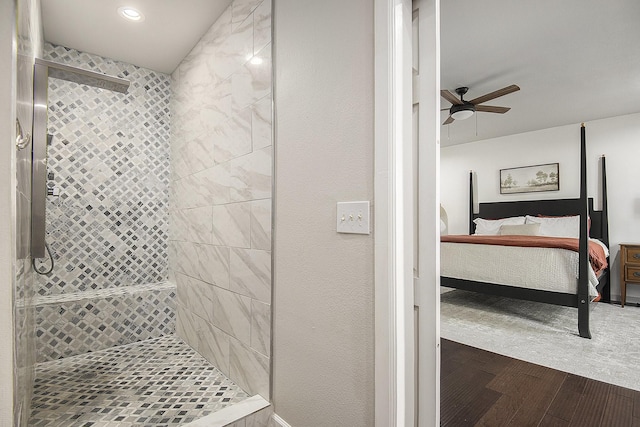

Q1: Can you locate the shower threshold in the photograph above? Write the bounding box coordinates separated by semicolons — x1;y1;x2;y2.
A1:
29;335;250;426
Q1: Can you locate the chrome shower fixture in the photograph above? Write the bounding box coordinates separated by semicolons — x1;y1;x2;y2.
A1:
35;58;130;93
31;58;130;258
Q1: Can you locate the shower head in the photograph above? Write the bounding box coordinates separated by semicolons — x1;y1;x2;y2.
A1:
35;58;130;94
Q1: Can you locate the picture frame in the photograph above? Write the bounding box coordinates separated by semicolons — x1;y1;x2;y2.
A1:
500;163;560;194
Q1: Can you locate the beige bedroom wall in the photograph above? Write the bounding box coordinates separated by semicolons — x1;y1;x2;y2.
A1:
441;112;640;303
272;0;375;425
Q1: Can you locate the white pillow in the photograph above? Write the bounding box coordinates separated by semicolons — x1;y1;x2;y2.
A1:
499;223;540;236
525;215;580;238
473;216;525;235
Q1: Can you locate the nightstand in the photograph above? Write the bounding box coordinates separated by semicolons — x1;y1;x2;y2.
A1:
619;243;640;308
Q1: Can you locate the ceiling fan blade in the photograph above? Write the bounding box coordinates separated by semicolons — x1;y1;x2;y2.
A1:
475;105;511;114
443;116;455;125
469;84;520;105
441;90;463;105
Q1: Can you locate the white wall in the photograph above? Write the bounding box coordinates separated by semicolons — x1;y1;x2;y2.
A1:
442;112;640;303
273;0;375;425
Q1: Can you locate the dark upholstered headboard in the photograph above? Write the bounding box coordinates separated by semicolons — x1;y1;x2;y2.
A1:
471;197;608;245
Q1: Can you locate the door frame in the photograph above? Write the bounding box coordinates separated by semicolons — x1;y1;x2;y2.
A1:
374;0;440;425
414;0;441;425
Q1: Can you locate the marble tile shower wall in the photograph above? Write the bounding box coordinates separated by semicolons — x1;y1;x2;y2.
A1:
40;43;170;296
170;0;272;399
33;44;174;362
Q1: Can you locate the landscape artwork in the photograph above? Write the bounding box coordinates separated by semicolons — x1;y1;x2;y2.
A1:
500;163;559;194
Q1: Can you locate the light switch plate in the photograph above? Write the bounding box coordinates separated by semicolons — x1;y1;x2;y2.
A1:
337;201;370;234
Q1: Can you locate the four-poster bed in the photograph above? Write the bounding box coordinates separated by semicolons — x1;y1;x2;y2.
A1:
440;125;610;339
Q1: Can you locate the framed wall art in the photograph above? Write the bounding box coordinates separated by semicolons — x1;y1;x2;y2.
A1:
500;163;559;194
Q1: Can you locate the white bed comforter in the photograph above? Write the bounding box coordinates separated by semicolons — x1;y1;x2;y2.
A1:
440;242;600;298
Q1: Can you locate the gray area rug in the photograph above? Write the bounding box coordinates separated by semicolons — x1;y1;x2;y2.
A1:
441;289;640;391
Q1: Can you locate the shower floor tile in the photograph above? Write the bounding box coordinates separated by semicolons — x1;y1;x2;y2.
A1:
29;335;249;426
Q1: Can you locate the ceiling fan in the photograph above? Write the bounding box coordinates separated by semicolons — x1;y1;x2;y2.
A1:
441;84;520;125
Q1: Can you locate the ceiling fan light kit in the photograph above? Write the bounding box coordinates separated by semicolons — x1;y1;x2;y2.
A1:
450;103;475;120
441;84;520;125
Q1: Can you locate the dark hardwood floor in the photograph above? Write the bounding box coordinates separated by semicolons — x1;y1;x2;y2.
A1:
441;339;640;426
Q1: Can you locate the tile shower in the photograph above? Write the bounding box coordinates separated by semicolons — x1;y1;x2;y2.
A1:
33;43;175;362
23;0;272;425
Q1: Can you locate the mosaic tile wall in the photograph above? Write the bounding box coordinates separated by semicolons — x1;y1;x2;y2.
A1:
32;44;173;362
34;283;176;363
171;0;272;399
38;43;170;296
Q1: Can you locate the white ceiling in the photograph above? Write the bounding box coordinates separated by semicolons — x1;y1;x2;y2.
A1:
440;0;640;146
42;1;640;146
41;0;232;74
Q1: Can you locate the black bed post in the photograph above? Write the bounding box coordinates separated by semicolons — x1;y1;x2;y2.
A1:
601;156;610;248
578;124;591;339
601;155;611;302
469;171;474;235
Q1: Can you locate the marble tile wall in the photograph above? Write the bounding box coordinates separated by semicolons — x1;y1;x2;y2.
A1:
171;0;272;399
38;43;171;297
34;283;176;363
31;44;174;363
14;0;43;423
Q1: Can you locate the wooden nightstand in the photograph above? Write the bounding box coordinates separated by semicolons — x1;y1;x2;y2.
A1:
619;243;640;308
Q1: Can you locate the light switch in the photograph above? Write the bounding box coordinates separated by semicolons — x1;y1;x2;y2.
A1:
337;201;370;234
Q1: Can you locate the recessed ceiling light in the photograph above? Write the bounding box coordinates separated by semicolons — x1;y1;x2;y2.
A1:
118;7;145;22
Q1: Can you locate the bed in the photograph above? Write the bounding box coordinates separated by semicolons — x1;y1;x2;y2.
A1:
440;125;610;339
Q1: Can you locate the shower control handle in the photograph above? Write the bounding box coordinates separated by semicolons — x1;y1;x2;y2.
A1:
16;118;31;150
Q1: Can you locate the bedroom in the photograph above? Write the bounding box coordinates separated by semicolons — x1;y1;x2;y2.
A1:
438;0;640;411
